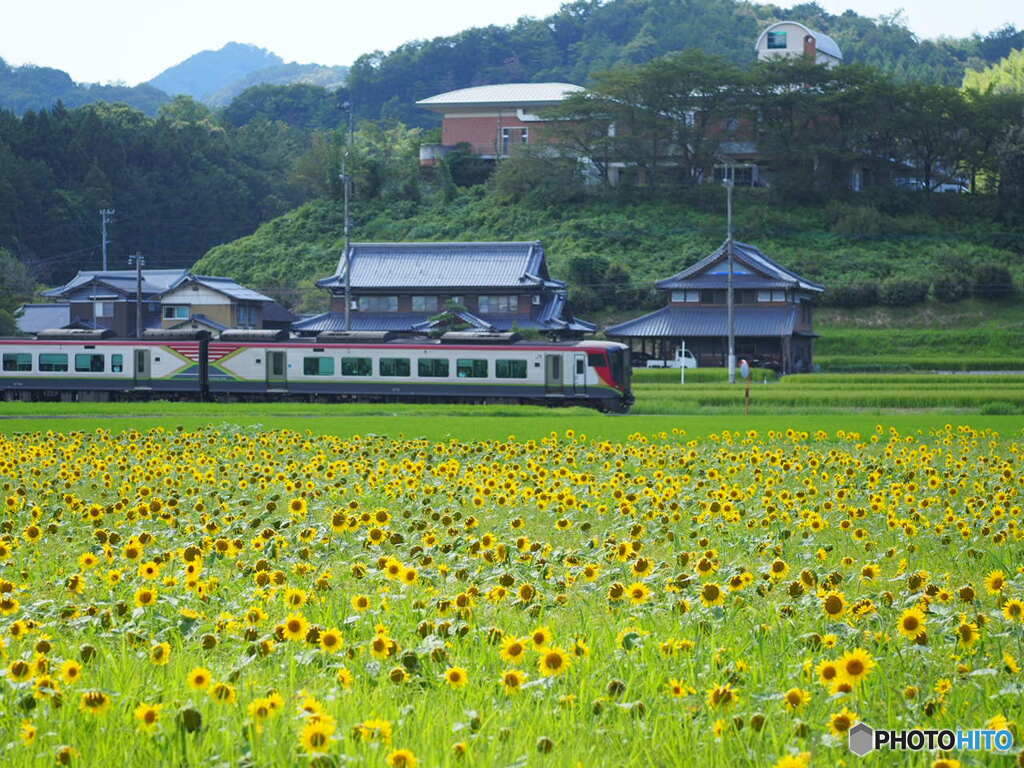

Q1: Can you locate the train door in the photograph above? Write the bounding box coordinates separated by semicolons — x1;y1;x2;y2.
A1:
267;350;287;390
134;349;151;387
544;354;563;394
572;352;587;394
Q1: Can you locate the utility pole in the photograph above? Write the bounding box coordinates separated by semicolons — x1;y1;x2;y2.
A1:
340;103;354;331
724;164;736;384
128;253;145;339
100;209;115;271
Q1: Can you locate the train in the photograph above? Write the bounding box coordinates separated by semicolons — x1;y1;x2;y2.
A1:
0;329;634;413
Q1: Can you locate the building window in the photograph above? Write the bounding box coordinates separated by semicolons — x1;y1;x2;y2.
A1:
2;353;31;371
501;127;510;155
111;354;123;373
38;353;68;372
495;359;528;379
163;305;188;319
357;296;398;312
94;301;114;319
236;304;257;326
411;296;438;313
757;289;788;303
671;290;699;303
767;30;787;49
74;354;105;373
478;295;518;314
380;357;410;377
418;358;450;378
521;128;529;144
303;357;335;376
341;357;372;376
457;359;488;378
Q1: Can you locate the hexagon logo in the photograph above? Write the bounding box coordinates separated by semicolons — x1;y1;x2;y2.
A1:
848;722;875;756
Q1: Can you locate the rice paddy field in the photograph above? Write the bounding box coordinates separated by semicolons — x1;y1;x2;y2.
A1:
2;374;1024;767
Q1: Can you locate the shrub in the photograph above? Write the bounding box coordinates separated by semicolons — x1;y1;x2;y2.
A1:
980;401;1018;415
823;282;879;308
931;274;968;302
972;263;1015;299
879;278;929;306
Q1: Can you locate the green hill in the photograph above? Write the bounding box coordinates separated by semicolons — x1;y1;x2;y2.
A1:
148;43;284;103
193;189;1022;313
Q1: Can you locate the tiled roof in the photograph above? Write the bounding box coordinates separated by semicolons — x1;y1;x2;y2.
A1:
417;83;584;109
187;276;274;303
656;241;824;293
43;269;189;298
15;303;71;333
605;306;798;338
317;241;562;291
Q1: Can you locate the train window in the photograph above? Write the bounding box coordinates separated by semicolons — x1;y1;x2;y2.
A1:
2;353;32;372
495;359;527;379
418;358;450;378
74;354;105;373
303;357;335;376
380;357;410;377
38;353;68;372
587;352;606;367
576;358;585;375
457;359;488;378
111;354;124;373
341;357;372;376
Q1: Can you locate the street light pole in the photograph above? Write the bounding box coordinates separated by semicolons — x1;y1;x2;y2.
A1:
724;165;736;384
128;253;145;339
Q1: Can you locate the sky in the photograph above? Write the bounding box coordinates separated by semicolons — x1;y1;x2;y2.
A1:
2;0;1023;86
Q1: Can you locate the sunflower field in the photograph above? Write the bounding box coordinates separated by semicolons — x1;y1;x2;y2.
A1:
0;424;1023;768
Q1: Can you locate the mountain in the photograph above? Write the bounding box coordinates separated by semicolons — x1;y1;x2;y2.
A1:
345;0;1024;126
148;42;284;102
148;42;348;106
207;61;349;107
0;57;169;115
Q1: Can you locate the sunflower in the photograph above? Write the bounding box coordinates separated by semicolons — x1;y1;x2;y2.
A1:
79;690;111;716
133;703;162;733
59;659;82;685
19;720;36;746
955;616;980;647
782;687;811;711
820;590;847;618
1002;599;1024;622
627;581;651;604
319;628;343;653
706;683;738;709
667;678;693;698
444;666;469;689
816;659;840;688
773;754;811;768
8;659;32;682
501;668;526;694
186;667;211;690
387;749;418;768
828;707;858;736
897;607;927;640
500;636;528;663
282;613;309;642
356;718;393;743
134;587;157;608
149;642;171;666
838;648;875;686
299;721;333;754
985;570;1006;594
700;582;725;607
530;626;553;649
209;682;236;704
351;594;371;612
538;647;571;677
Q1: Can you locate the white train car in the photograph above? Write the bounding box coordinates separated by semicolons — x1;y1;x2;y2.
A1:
0;329;208;401
0;330;633;411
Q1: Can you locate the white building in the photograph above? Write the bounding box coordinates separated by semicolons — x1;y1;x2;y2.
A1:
755;22;844;68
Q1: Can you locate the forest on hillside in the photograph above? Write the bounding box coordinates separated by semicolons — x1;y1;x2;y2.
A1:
346;0;1024;126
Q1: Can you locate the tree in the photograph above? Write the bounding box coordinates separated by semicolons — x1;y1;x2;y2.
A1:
0;248;34;334
997;123;1024;223
963;48;1024;94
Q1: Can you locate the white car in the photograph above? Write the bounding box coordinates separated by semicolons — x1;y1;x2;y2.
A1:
646;349;698;369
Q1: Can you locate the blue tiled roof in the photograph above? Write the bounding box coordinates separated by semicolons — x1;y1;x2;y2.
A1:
15;303;71;333
656;242;824;293
605;306;798;338
316;241;563;291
